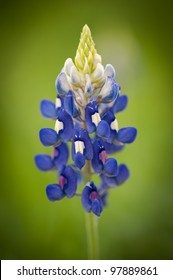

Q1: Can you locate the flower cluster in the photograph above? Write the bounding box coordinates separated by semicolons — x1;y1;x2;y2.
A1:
35;25;137;216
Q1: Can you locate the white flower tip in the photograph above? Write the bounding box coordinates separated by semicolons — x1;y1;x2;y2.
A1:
110;119;119;131
83;59;90;74
75;140;85;154
85;74;92;94
82;24;91;35
75;52;83;70
56;72;71;94
92;63;104;81
55;119;64;133
64;58;74;75
91;112;101;126
93;53;102;66
70;65;81;85
98;76;113;98
55;97;62;108
104;64;116;78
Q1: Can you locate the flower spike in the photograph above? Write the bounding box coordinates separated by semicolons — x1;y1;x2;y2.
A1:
35;25;137;217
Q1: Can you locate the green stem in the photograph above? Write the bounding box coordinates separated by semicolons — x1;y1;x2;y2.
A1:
85;212;99;259
83;160;99;260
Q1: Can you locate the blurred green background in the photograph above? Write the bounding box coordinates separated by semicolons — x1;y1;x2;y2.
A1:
0;0;173;259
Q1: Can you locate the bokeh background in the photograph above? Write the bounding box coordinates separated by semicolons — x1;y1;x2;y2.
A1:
0;0;173;259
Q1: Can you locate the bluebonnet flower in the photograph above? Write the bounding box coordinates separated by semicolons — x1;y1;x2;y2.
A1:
92;137;118;176
35;24;137;216
72;125;93;169
85;101;111;138
35;142;69;171
46;165;77;201
82;182;103;216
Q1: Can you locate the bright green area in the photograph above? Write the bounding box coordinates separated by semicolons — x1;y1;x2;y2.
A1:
0;0;173;259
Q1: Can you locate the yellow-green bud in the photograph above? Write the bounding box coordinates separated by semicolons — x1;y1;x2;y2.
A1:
75;24;102;74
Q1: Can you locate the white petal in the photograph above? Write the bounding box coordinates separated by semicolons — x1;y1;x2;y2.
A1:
91;112;101;126
92;63;104;81
74;88;85;106
64;58;74;76
75;52;83;69
70;66;81;85
98;77;113;98
104;64;115;78
93;53;102;67
55;97;62;108
85;74;92;95
56;72;71;94
110;119;119;131
54;119;64;133
75;140;85;154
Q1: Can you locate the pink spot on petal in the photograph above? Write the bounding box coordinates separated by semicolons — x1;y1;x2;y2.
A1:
59;175;67;189
90;191;99;202
99;150;107;164
52;148;58;158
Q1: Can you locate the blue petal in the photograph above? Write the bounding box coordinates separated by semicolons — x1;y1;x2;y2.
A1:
104;158;118;176
62;166;77;198
84;139;93;160
71;165;83;183
98;183;109;206
53;142;69;168
80;129;93;160
91;199;102;216
116;164;130;185
40;99;57;119
98;181;108;192
39;128;60;146
35;154;54;171
100;192;108;207
73;126;93;160
46;184;65;201
64;90;80;117
97;77;119;103
92;156;103;173
90;181;97;191
103;141;124;154
112;94;128;114
85;74;92;96
101;109;115;125
91;138;104;173
85;101;98;133
57;109;74;141
55;72;70;95
100;174;117;187
116;127;137;144
81;185;92;212
74;153;85;169
96;120;110;138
